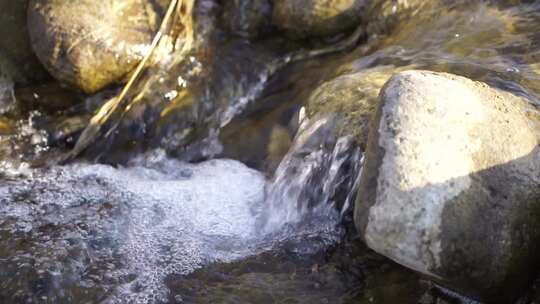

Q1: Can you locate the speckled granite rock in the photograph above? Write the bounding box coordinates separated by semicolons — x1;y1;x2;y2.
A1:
355;70;540;303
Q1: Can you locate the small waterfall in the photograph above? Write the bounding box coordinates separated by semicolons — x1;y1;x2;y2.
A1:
260;113;363;235
0;142;362;303
0;55;15;114
0;77;14;114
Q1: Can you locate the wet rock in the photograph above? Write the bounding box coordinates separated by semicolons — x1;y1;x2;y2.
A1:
0;118;15;136
164;241;432;304
355;70;540;302
220;117;293;174
272;0;366;38
261;69;392;231
28;0;165;93
0;0;49;85
270;0;429;39
14;82;83;113
362;0;436;37
223;0;272;38
305;67;391;147
82;36;277;164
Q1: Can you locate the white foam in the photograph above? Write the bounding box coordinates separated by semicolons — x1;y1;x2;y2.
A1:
261;116;360;236
0;147;344;303
1;156;266;303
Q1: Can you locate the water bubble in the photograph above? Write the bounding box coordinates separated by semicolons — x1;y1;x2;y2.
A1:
0;145;344;303
164;90;178;100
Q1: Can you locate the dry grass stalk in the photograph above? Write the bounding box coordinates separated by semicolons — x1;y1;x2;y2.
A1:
63;0;192;162
61;0;365;163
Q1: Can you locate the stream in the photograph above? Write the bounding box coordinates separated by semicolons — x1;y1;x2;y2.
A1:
0;151;343;303
2;0;540;303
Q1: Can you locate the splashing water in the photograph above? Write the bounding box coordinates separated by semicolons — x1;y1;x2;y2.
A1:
0;82;14;115
0;55;15;115
1;154;265;302
260;114;363;235
0;149;343;303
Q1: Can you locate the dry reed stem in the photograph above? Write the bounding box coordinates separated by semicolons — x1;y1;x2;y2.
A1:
61;0;364;163
63;0;183;162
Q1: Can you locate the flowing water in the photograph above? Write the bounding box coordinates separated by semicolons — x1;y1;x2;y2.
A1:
2;0;540;303
0;149;346;303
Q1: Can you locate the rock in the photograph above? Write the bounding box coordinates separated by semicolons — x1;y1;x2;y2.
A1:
362;0;436;37
27;0;165;93
305;66;394;148
355;70;540;302
0;0;49;84
271;0;430;38
222;0;272;38
260;68;392;231
14;82;83;113
272;0;365;38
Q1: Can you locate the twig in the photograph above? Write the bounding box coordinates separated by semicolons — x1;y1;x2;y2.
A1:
61;0;181;162
104;0;196;139
61;5;363;164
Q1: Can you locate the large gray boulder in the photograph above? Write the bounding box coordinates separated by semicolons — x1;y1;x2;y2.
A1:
28;0;165;93
355;70;540;302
